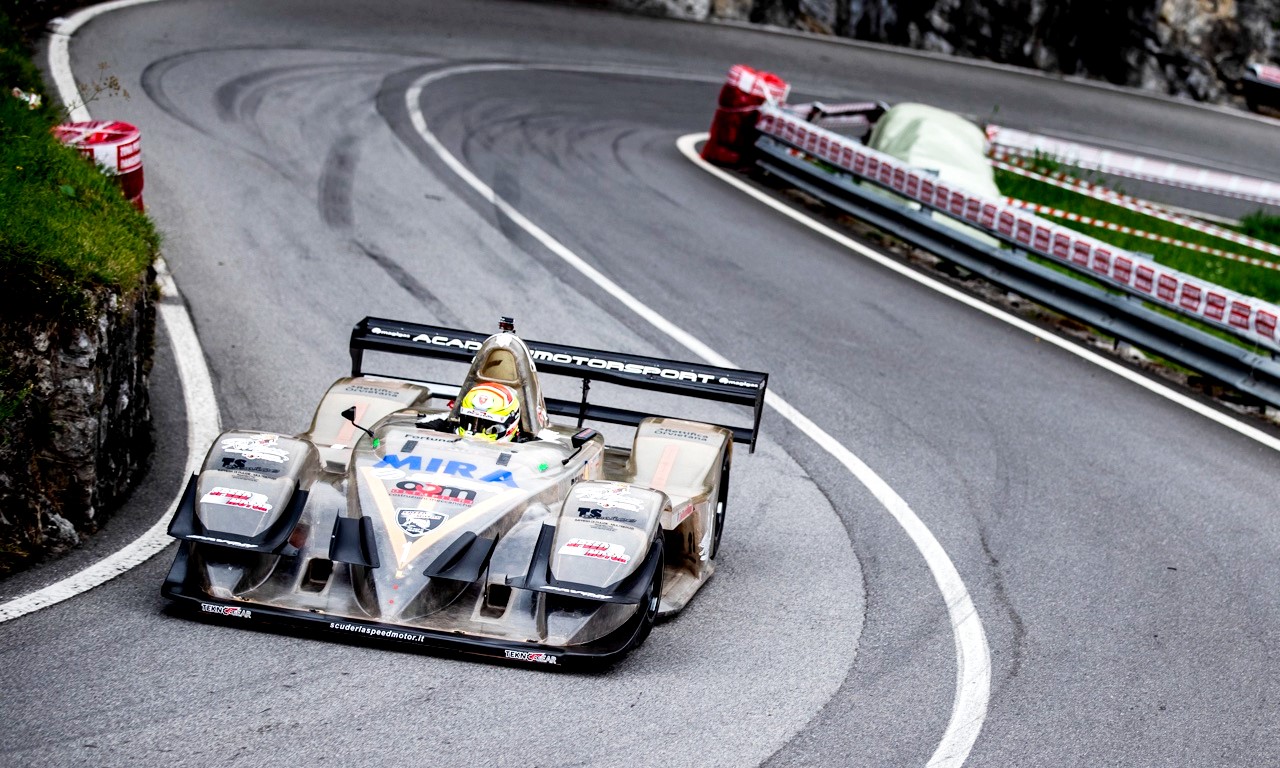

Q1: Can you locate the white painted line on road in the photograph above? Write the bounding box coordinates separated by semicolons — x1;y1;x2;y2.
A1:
0;265;219;621
47;0;171;123
0;0;219;624
406;63;989;768
676;132;1280;454
677;132;990;768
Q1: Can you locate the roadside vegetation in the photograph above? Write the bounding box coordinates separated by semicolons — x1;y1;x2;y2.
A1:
0;11;158;428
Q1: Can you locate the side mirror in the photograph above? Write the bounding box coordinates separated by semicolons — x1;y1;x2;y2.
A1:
340;406;378;448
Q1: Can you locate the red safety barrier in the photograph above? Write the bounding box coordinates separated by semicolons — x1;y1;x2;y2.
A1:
702;65;790;168
52;120;143;210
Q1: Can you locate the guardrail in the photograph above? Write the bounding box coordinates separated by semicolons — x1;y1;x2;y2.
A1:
703;66;1280;409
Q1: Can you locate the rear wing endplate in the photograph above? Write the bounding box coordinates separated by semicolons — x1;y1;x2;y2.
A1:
349;317;769;452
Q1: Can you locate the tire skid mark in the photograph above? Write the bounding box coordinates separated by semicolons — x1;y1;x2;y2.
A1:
353;240;460;326
319;134;360;230
401;63;991;768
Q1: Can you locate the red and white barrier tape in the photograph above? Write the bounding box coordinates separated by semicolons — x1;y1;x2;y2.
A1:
757;105;1280;349
993;158;1280;259
986;125;1280;208
1006;199;1280;272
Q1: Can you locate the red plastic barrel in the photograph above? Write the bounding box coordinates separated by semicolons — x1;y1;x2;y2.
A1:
52;121;144;211
701;65;790;168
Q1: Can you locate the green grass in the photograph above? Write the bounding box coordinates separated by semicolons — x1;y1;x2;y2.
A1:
1241;210;1280;243
0;13;158;317
995;168;1280;303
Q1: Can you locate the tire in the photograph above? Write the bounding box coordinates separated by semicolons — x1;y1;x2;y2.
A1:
630;544;664;649
710;446;732;559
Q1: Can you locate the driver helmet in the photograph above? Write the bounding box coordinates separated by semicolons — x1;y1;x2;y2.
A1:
457;382;521;441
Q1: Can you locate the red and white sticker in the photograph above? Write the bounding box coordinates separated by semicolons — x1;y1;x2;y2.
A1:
558;538;630;564
201;487;273;514
504;649;558;665
201;603;253;619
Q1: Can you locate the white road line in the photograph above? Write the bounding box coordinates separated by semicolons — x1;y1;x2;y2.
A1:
676;132;1280;454
0;0;219;623
405;64;990;768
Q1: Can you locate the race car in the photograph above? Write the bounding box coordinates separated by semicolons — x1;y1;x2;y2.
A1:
162;317;768;667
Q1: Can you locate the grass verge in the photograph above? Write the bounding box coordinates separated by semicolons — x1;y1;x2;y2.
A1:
0;12;158;318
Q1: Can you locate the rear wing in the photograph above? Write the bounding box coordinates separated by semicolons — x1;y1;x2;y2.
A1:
349;317;769;452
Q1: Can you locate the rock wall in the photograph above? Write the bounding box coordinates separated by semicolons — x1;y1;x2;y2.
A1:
0;273;155;576
618;0;1279;103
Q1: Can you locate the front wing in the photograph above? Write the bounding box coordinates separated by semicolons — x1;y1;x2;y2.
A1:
162;543;652;669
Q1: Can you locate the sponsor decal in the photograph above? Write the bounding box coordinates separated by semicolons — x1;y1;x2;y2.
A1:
329;622;426;643
375;455;518;487
409;333;484;352
577;507;637;525
527;349;741;386
504;649;559;665
369;326;412;339
671;502;696;526
201;486;273;514
201;603;252;618
653;427;710;443
414;434;461;443
575;484;644;512
187;534;257;548
220;457;281;475
390;481;476;505
343;384;403;399
558;538;630;564
221;433;290;463
396;508;448;537
539;584;613;600
372;466;406;481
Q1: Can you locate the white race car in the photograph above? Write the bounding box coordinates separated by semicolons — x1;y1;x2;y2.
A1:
163;317;767;667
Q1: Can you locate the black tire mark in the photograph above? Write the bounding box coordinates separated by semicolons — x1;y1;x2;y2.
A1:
353;240;460;326
319;134;360;230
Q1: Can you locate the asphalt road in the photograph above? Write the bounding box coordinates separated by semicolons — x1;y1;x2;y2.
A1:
4;1;1280;765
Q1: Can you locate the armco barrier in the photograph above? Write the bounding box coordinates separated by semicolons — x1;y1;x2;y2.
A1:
755;104;1280;353
701;65;1280;406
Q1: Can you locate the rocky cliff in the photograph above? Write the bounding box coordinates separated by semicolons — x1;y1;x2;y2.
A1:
0;274;155;576
617;0;1278;103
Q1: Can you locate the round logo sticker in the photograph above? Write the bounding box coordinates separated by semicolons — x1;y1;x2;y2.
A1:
396;508;448;537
